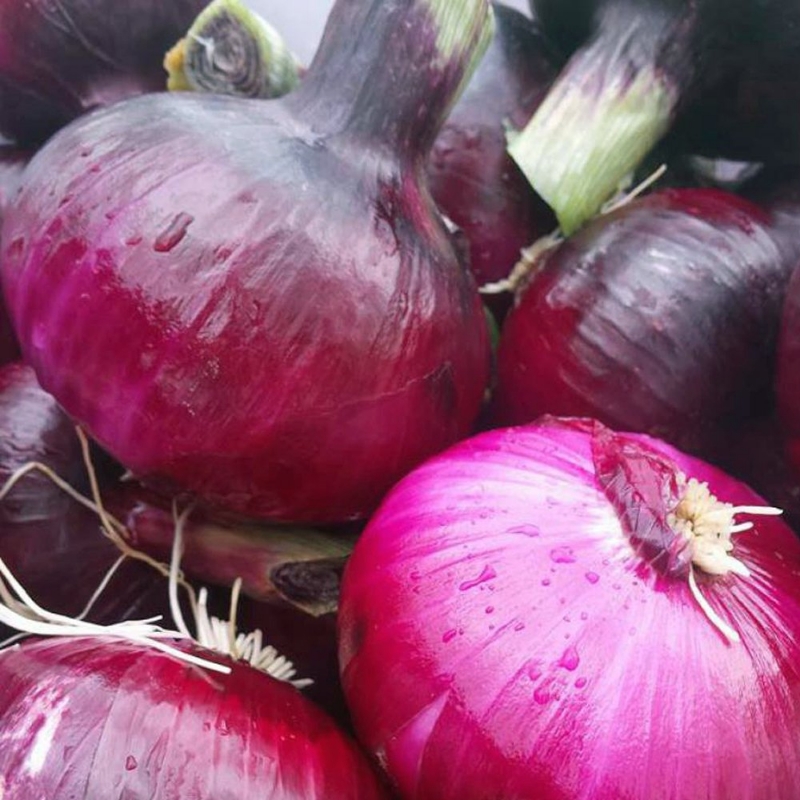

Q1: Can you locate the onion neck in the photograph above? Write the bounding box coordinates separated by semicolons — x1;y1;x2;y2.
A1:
508;1;696;234
285;0;494;157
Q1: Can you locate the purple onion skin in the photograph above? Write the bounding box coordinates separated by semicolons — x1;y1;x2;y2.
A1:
0;0;210;145
0;637;389;799
339;418;800;799
428;4;559;301
0;148;27;364
494;189;789;458
1;1;491;524
0;363;166;637
776;267;800;487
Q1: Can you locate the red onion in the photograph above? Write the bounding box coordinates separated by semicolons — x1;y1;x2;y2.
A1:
777;266;800;482
0;148;26;364
0;363;168;638
339;417;800;799
1;0;492;523
0;636;389;798
494;189;789;458
167;1;559;311
0;0;210;145
427;3;559;302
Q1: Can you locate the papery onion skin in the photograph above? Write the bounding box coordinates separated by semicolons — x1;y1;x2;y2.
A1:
494;189;789;458
0;0;210;145
1;0;492;523
338;418;800;799
427;3;559;302
0;636;389;799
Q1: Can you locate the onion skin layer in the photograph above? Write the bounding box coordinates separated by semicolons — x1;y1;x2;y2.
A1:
0;637;389;799
1;0;492;523
338;418;800;800
0;0;209;145
494;189;789;458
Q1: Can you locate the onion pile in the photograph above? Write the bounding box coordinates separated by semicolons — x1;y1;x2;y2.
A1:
339;417;800;799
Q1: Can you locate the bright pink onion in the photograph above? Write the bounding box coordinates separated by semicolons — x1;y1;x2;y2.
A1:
339;417;800;799
0;636;389;798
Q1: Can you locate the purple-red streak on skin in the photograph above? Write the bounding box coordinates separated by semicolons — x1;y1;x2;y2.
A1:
0;0;210;144
494;189;789;458
0;637;390;799
0;0;491;523
338;418;800;799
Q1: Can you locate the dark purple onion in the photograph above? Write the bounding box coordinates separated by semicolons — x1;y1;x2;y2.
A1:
494;189;790;458
0;0;210;144
1;0;492;523
0;363;166;639
0;148;27;364
427;3;559;306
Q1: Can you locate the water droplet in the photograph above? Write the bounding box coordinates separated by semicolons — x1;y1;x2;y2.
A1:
575;677;588;689
507;524;540;537
533;687;551;705
154;212;194;253
442;629;458;643
527;662;543;681
485;606;494;614
550;546;576;564
125;756;138;771
558;646;580;672
459;565;497;592
585;572;600;584
541;578;551;587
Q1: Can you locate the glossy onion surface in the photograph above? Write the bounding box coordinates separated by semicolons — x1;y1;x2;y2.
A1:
0;636;389;799
495;189;788;457
340;418;800;799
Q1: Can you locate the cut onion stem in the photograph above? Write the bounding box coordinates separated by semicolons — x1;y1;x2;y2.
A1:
165;0;301;98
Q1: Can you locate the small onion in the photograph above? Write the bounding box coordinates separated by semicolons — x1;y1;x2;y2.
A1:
0;636;389;798
339;417;800;799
